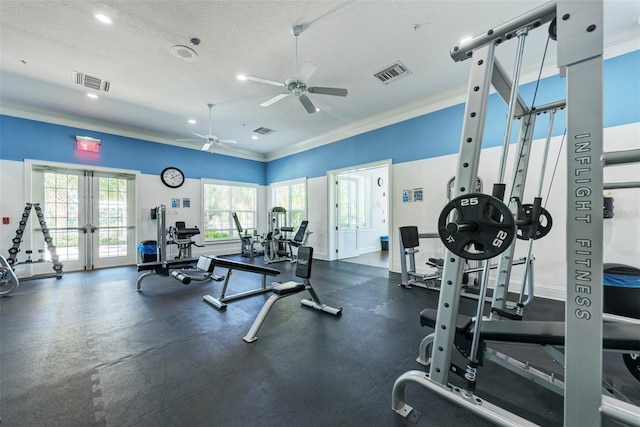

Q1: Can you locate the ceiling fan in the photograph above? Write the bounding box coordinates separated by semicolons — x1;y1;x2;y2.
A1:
238;25;348;114
176;103;237;150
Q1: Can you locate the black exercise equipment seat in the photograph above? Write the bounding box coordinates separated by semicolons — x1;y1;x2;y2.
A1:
273;281;306;296
174;221;200;239
202;256;281;276
420;308;640;351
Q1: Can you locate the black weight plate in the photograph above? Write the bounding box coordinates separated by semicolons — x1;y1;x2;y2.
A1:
438;194;516;261
516;204;553;240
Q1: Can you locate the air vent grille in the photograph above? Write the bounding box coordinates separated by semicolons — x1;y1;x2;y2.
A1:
373;61;412;84
253;127;275;135
72;71;111;92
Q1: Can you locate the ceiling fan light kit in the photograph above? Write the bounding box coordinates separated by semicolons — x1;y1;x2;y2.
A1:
240;25;348;114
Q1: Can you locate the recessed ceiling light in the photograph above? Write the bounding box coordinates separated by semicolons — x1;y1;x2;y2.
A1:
94;13;112;24
251;135;258;140
315;107;320;112
188;119;196;125
87;93;98;99
237;74;247;81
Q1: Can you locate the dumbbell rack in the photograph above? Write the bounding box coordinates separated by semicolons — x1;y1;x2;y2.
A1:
7;203;64;279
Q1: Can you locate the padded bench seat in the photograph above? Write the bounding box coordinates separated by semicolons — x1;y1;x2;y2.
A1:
420;308;473;333
273;281;306;296
419;308;640;351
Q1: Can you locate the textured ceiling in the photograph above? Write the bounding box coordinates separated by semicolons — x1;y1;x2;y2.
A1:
1;1;638;160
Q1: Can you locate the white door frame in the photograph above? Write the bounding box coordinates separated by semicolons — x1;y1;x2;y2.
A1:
24;159;141;273
326;159;392;264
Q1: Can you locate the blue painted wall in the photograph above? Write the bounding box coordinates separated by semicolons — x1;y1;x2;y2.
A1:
2;51;638;185
266;49;639;182
0;116;267;184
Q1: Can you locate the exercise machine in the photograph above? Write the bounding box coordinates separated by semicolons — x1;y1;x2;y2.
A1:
136;205;218;291
398;225;531;305
6;203;64;279
202;257;281;310
392;2;640;425
0;255;19;297
413;308;640;403
262;207;311;264
243;246;342;342
263;207;293;264
232;212;263;258
168;221;202;259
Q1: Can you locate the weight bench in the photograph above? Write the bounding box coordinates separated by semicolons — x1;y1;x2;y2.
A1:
243;246;342;343
202;256;281;310
417;308;640;400
419;308;640;352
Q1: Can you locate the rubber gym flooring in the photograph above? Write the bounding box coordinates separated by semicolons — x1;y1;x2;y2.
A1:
1;255;638;426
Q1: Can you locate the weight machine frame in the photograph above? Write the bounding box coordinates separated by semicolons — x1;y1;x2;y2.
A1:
392;1;640;425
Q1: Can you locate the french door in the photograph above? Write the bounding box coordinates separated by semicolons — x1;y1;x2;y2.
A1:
30;165;137;273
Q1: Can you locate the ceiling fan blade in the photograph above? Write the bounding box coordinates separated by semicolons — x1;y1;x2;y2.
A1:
307;87;348;97
244;76;286;87
193;132;207;139
260;93;290;107
299;94;317;114
298;62;317;84
201;142;212;151
217;139;237;144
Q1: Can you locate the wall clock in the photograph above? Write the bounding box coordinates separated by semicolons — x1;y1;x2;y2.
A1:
160;167;185;188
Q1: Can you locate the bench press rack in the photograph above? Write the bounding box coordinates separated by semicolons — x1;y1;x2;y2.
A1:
392;1;640;425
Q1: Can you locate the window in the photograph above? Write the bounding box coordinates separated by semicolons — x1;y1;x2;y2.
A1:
271;178;307;229
357;175;371;229
203;180;257;241
43;171;80;261
97;176;129;257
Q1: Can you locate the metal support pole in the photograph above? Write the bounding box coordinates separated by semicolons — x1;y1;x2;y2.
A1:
430;42;495;386
558;0;604;424
497;28;528;183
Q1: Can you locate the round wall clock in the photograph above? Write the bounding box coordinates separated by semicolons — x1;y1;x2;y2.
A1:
160;167;185;188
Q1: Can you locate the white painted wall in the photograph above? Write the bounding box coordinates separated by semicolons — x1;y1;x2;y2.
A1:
390;122;640;300
306;176;330;260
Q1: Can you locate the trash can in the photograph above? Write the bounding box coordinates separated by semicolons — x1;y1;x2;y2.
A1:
380;236;389;251
138;240;157;263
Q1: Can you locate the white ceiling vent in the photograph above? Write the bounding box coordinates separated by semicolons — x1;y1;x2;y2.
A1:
253;127;275;135
72;71;111;92
373;61;412;84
